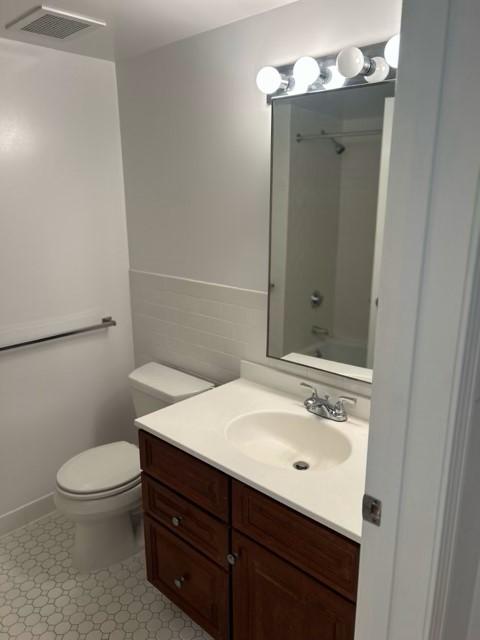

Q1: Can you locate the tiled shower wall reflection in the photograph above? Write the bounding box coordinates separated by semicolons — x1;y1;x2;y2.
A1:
129;270;268;384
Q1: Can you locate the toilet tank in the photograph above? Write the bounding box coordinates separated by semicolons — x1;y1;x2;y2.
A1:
128;362;214;418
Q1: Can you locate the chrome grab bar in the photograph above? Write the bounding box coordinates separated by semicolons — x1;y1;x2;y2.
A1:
0;317;116;353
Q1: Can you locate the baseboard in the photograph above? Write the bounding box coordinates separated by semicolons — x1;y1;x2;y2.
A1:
0;493;55;537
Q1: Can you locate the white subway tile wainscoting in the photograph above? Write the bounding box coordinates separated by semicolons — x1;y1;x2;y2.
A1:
130;270;268;384
129;270;372;398
0;512;211;640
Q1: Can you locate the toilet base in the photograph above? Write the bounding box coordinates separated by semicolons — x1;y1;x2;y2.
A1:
55;482;142;573
73;512;138;573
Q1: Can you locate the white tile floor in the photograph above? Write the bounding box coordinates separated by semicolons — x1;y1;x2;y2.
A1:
0;511;211;640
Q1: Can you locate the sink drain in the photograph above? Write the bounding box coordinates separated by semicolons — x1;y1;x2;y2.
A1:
293;460;310;471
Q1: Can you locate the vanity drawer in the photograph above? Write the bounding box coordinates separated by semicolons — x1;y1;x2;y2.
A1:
139;431;229;521
142;474;229;568
145;516;229;640
232;481;359;602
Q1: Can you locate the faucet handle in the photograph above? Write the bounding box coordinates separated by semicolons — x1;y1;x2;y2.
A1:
300;382;331;400
300;383;331;414
300;382;324;412
334;396;357;419
300;382;319;398
300;382;330;401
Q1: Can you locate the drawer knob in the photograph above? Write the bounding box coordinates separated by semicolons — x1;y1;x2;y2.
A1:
174;576;185;589
171;516;182;527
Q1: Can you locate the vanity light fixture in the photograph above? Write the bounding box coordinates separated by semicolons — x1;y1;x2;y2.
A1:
256;66;288;95
309;65;346;91
336;46;374;79
365;57;390;83
292;56;320;90
322;65;346;90
293;58;346;93
384;34;400;68
255;40;395;99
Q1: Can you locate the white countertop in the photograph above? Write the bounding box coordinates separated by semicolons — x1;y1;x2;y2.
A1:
136;377;368;543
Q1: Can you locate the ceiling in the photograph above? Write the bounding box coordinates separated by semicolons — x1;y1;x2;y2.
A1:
0;0;299;61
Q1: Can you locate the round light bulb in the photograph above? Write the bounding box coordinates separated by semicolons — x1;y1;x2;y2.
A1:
323;65;346;90
365;57;390;83
256;66;283;95
293;56;320;88
384;34;400;69
336;46;368;78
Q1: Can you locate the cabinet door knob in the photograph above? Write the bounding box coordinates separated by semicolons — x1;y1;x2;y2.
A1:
171;516;182;527
174;576;185;589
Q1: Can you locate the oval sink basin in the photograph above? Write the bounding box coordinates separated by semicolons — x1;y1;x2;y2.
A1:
225;411;352;471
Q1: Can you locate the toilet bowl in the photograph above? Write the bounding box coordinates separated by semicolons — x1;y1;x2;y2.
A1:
54;441;141;572
55;362;213;572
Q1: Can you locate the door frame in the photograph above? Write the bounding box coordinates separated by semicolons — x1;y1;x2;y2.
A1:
355;0;480;637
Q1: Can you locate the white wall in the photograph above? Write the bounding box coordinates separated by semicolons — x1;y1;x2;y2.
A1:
0;38;134;528
117;0;401;387
117;0;401;292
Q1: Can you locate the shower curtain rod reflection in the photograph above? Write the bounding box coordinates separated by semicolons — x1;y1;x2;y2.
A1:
296;128;382;143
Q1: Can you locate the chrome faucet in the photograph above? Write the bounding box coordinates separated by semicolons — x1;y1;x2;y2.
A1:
300;383;356;422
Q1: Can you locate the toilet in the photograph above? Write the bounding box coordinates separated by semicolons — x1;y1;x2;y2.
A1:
54;362;213;572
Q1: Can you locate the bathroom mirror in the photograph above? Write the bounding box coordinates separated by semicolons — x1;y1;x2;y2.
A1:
267;82;395;382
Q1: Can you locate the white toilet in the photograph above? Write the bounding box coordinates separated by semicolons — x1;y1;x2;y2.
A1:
54;362;213;572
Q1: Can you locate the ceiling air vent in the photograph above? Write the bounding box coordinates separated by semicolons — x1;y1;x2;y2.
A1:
5;5;106;40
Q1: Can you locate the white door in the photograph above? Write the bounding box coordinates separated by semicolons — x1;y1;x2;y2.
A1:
355;0;480;637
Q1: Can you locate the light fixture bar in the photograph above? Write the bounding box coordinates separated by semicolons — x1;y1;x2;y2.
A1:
257;40;396;103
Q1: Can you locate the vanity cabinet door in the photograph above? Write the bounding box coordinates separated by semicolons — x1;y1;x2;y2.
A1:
232;532;355;640
232;481;359;601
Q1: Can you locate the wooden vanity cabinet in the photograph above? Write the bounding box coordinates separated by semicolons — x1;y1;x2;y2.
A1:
142;474;229;568
232;481;359;602
139;430;360;640
139;429;229;520
231;532;356;640
139;431;231;640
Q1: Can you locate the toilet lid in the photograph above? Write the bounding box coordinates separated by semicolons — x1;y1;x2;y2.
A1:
56;442;140;495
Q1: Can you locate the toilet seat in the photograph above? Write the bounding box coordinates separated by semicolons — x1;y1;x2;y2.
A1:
56;441;140;499
56;475;141;500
